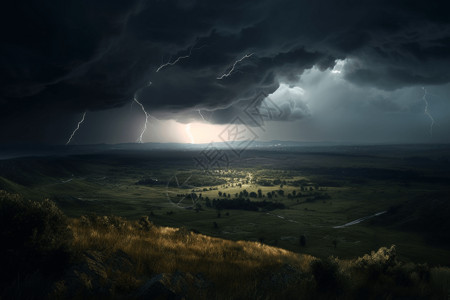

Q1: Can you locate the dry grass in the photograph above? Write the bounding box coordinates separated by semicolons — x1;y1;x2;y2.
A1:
70;216;315;298
68;216;450;299
2;188;449;299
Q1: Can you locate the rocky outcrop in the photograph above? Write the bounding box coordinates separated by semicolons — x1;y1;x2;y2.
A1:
52;250;211;299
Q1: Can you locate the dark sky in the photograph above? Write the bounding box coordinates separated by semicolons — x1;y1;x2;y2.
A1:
1;0;450;145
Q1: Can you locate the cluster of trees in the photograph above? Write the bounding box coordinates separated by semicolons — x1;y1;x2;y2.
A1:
256;178;288;186
305;192;331;202
214;187;330;201
175;187;331;209
207;198;285;211
221;182;244;188
218;191;232;198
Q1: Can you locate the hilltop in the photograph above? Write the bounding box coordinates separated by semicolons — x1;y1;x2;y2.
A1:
1;191;449;299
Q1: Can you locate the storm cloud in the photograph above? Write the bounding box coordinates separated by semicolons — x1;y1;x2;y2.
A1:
1;0;450;143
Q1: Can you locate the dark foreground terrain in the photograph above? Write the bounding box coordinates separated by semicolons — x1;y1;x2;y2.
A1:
1;143;450;298
1;191;450;299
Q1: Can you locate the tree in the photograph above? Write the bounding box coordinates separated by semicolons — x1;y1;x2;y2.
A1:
300;235;306;246
332;239;338;249
218;191;222;196
257;189;262;198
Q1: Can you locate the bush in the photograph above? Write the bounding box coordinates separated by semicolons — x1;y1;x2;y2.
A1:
299;235;306;247
138;215;153;231
310;258;346;294
80;214;127;230
0;191;73;286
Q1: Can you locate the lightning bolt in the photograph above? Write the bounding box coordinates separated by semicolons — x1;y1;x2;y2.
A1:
66;111;87;145
198;109;206;122
156;44;206;73
185;123;195;144
134;97;150;143
217;53;254;80
422;87;435;136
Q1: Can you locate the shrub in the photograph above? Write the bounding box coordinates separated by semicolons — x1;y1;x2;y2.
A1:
353;245;397;280
299;235;306;247
80;214;128;230
0;191;72;285
138;215;153;231
310;258;346;294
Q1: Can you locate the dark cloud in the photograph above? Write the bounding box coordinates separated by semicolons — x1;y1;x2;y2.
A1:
1;0;450;143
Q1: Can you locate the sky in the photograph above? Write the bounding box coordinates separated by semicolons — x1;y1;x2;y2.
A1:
1;0;450;145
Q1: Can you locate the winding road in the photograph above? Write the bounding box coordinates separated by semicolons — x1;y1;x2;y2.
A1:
333;211;387;228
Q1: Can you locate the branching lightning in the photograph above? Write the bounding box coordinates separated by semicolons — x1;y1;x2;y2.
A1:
185;123;195;144
156;54;190;73
422;87;435;136
217;53;254;80
156;44;206;73
134;97;150;143
66;112;87;145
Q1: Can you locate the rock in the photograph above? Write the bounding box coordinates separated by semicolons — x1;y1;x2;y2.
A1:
105;249;134;272
56;250;135;298
134;274;179;300
167;271;211;294
134;271;211;299
259;264;303;293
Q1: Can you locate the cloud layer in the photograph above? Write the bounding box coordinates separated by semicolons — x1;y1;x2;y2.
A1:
1;0;450;143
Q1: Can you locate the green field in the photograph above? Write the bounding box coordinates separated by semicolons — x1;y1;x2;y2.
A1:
1;145;449;266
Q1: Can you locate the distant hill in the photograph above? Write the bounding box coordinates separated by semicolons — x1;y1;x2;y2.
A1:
2;141;450;160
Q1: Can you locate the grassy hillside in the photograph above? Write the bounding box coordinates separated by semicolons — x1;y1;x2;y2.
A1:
1;190;449;299
1;150;450;267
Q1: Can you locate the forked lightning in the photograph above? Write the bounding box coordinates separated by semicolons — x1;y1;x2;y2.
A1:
134;97;150;143
156;44;206;73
